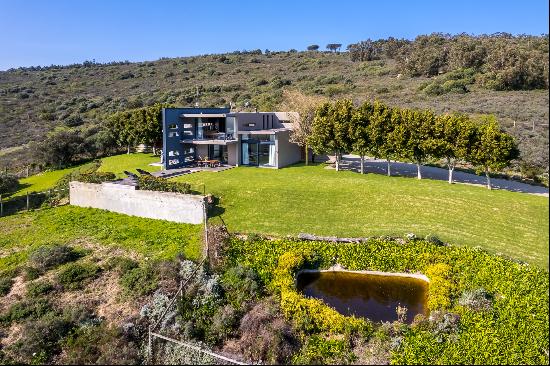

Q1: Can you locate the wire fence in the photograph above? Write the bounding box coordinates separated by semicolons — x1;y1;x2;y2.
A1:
0;188;68;217
146;204;247;365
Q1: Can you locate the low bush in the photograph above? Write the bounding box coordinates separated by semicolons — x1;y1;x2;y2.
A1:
104;256;139;274
292;335;355;365
0;172;19;194
0;276;14;296
220;265;262;308
458;288;493;311
26;280;55;298
57;263;101;290
119;264;158;297
73;171;116;184
7;317;74;364
0;298;54;325
224;297;299;364
29;244;81;271
22;266;42;281
137;175;191;194
59;323;141;365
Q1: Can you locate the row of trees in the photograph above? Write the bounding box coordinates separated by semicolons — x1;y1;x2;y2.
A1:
307;99;519;189
108;103;169;154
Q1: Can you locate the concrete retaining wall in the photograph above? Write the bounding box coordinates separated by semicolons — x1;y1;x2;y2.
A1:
69;181;205;224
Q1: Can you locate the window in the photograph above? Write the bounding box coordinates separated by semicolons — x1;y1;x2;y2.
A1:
183;123;193;128
168;150;180;157
168;123;178;129
168;131;179;137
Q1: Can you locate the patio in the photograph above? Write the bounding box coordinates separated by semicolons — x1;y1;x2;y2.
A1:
152;164;234;179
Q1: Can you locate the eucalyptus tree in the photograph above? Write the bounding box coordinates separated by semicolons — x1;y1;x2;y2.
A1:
367;101;398;176
430;113;477;183
469;115;519;189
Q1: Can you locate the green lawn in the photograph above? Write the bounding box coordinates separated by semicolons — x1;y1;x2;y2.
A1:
12;164;91;197
174;164;549;268
97;153;161;178
0;205;202;272
11;153;160;196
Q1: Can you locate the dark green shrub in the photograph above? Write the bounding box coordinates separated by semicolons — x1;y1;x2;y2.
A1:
424;234;444;246
22;266;43;281
137;175;191;194
0;298;54;325
0;276;14;296
57;263;101;290
119;265;157;296
59;324;141;365
8;316;74;364
104;256;139;274
221;265;262;308
29;245;81;271
0;172;19;194
207;304;240;344
26;280;55;298
74;171;116;184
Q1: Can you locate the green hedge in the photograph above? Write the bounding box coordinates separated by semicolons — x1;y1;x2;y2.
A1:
226;236;549;365
137;175;191;194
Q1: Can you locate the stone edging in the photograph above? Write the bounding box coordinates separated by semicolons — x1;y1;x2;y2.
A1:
297;264;430;283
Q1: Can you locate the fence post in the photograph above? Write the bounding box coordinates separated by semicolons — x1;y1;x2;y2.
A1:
0;194;3;217
147;325;152;365
26;192;30;211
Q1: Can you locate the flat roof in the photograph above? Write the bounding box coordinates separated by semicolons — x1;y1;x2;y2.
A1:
181;113;226;118
237;128;290;135
181;139;238;145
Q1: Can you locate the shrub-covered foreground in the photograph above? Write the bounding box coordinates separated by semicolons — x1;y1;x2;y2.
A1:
225;236;549;364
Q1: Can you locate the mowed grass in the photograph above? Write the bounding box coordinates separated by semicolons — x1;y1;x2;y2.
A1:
12;164;91;197
11;153;160;196
97;153;161;178
174;164;549;268
0;205;203;272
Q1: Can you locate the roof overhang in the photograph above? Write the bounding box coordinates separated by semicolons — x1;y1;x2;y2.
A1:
181;139;238;145
237;128;291;135
180;113;226;118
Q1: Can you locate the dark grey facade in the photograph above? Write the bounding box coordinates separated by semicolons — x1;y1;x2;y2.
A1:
162;108;301;170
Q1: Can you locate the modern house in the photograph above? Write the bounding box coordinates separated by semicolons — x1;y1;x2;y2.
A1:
162;107;302;170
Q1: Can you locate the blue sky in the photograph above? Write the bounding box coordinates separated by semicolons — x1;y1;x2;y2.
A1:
0;0;548;70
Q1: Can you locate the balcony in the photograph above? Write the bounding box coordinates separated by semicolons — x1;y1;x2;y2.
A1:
181;132;237;145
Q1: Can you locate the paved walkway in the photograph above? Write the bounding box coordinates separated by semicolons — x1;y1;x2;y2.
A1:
339;155;549;196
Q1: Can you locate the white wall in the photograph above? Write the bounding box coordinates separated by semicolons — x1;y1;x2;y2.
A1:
70;181;205;224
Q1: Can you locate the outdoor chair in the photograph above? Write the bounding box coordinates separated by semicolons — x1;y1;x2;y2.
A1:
136;168;153;176
124;170;139;179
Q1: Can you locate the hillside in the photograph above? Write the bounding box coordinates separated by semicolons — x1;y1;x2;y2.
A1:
0;37;548;174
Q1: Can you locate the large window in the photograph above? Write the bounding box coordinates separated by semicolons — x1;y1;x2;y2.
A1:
241;134;276;167
195;117;226;140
